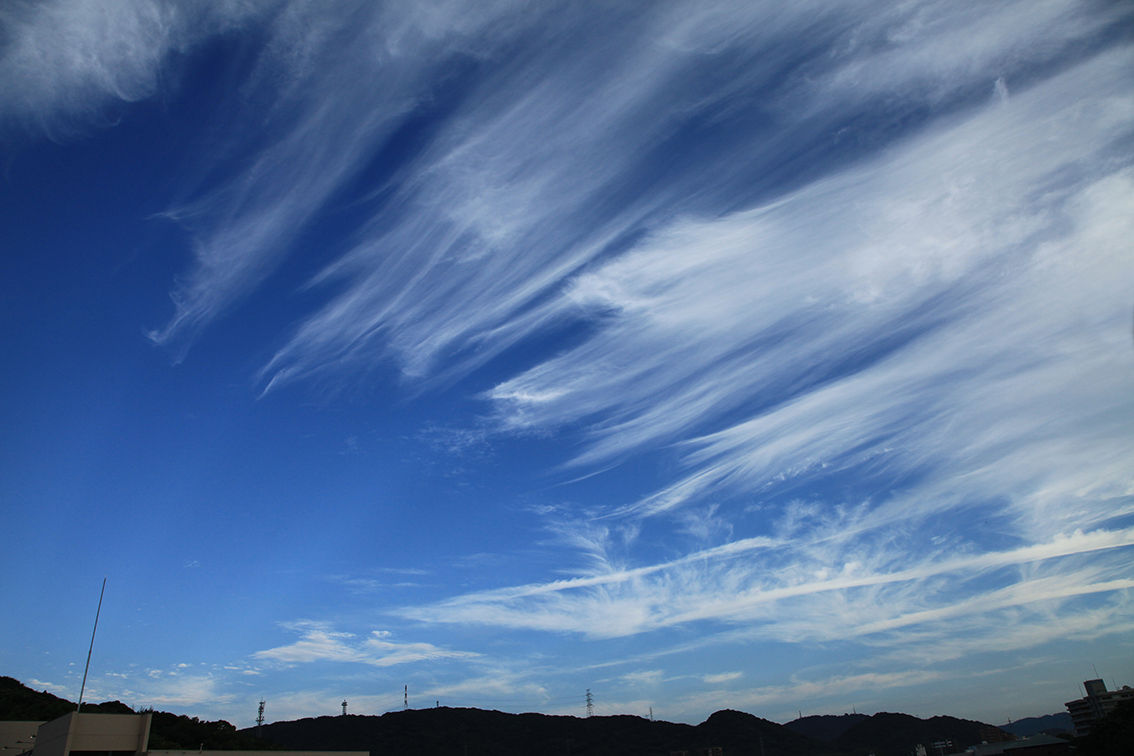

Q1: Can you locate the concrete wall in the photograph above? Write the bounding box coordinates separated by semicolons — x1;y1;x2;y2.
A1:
32;713;150;756
18;715;365;756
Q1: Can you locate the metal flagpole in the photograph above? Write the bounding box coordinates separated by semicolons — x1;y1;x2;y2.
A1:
77;578;107;712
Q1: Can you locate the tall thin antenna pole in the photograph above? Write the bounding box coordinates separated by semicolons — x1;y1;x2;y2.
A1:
77;578;107;713
404;685;408;710
585;689;593;718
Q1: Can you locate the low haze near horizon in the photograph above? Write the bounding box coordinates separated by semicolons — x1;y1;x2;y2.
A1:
2;0;1133;728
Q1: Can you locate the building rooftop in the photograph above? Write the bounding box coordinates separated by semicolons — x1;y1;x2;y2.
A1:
2;713;366;756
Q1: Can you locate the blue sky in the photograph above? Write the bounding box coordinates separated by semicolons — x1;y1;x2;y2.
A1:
2;0;1133;728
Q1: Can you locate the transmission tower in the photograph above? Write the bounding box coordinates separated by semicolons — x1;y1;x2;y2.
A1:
404;685;408;710
341;700;348;716
256;701;265;736
585;689;593;718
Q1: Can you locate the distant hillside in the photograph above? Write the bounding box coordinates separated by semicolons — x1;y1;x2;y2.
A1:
785;713;869;742
0;676;277;750
700;710;833;756
834;712;1002;756
786;710;1012;756
999;712;1073;737
0;676;133;721
251;707;834;756
1;675;1030;756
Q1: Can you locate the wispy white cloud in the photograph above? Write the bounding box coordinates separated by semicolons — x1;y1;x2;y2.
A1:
162;0;1134;715
27;678;71;697
148;0;529;354
326;572;431;593
58;664;244;715
493;46;1134;507
622;669;665;687
862;589;1134;667
254;621;478;668
263;0;1112;391
808;0;1120;107
0;0;265;139
9;0;1131;724
362;630;480;668
141;674;233;707
850;573;1134;637
385;32;1134;673
401;528;1134;639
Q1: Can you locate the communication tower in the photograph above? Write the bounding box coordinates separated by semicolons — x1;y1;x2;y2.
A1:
585;689;593;718
341;700;347;716
256;701;265;736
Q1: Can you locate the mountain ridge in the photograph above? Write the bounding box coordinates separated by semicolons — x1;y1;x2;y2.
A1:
998;712;1074;737
1;675;1028;756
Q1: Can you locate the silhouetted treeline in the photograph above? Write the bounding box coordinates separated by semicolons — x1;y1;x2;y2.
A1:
251;706;1018;756
253;707;825;756
790;711;994;756
0;676;133;720
0;676;278;750
8;674;1107;756
1079;699;1134;756
998;712;1073;738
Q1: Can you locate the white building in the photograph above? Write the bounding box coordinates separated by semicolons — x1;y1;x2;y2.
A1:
1063;678;1134;737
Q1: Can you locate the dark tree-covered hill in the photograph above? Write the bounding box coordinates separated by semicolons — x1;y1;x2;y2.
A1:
785;714;869;743
1078;699;1134;756
3;675;1026;756
833;712;997;756
698;709;834;756
999;712;1073;737
251;707;836;756
0;676;276;750
0;676;132;721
